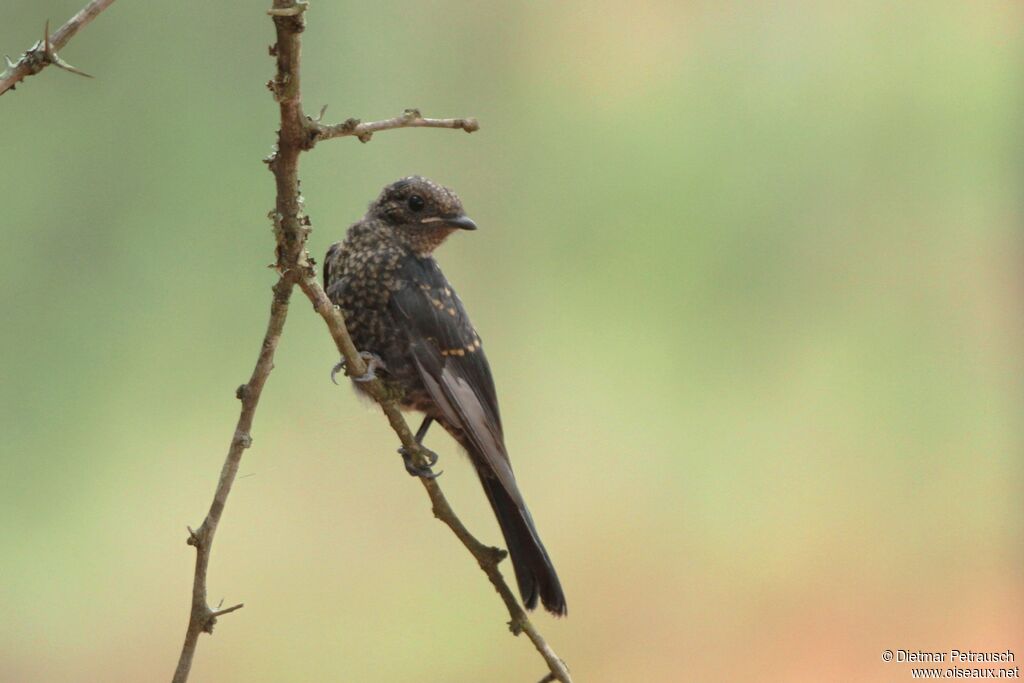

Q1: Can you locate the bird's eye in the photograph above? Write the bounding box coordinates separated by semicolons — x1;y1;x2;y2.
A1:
407;194;425;212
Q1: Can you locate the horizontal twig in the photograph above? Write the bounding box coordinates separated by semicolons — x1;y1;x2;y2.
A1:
312;108;480;144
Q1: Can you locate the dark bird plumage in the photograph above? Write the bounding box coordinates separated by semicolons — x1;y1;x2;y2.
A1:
323;176;567;616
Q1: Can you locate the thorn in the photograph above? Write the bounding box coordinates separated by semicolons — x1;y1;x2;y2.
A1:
210;602;244;618
0;55;16;81
51;54;93;78
41;19;93;78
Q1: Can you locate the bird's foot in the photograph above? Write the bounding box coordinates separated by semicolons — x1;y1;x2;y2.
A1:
397;445;441;479
331;352;387;385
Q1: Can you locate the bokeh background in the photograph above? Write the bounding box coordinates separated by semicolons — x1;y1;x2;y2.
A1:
1;1;1021;681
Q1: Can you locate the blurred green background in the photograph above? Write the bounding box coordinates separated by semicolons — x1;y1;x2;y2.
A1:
1;1;1021;681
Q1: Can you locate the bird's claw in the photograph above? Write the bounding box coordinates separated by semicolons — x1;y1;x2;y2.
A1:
330;360;346;385
331;352;387;385
397;446;441;479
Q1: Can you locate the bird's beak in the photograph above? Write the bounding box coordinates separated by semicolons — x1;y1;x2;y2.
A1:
422;215;477;231
444;215;477;231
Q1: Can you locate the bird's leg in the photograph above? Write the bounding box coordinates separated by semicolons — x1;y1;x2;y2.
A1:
331;351;387;385
398;415;441;478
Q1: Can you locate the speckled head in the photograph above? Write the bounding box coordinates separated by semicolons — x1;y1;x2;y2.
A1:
369;176;477;256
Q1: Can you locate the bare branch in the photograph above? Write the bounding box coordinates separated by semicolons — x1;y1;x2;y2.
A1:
312;108;480;144
0;0;115;96
171;2;312;677
172;277;293;683
172;1;567;681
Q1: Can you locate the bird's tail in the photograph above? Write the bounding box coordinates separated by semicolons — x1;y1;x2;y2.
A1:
478;473;567;616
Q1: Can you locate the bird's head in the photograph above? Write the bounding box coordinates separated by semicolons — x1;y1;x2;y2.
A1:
368;176;477;256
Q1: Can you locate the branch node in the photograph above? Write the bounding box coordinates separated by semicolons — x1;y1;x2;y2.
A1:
39;18;93;78
508;617;525;636
199;605;227;634
267;74;290;101
267;1;308;17
233;430;253;449
235;384;249;401
186;525;205;547
487;545;509;566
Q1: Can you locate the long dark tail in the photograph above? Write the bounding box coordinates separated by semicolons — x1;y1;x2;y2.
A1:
478;473;567;616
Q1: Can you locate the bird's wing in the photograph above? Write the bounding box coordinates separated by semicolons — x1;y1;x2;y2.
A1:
323;241;343;297
389;257;525;504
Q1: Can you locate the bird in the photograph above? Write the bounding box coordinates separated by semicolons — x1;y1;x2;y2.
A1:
323;176;567;616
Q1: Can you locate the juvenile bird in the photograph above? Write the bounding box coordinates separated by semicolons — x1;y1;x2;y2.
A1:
323;176;567;616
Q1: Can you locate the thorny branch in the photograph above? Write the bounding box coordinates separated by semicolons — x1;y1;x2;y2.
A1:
0;0;115;96
170;1;572;682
